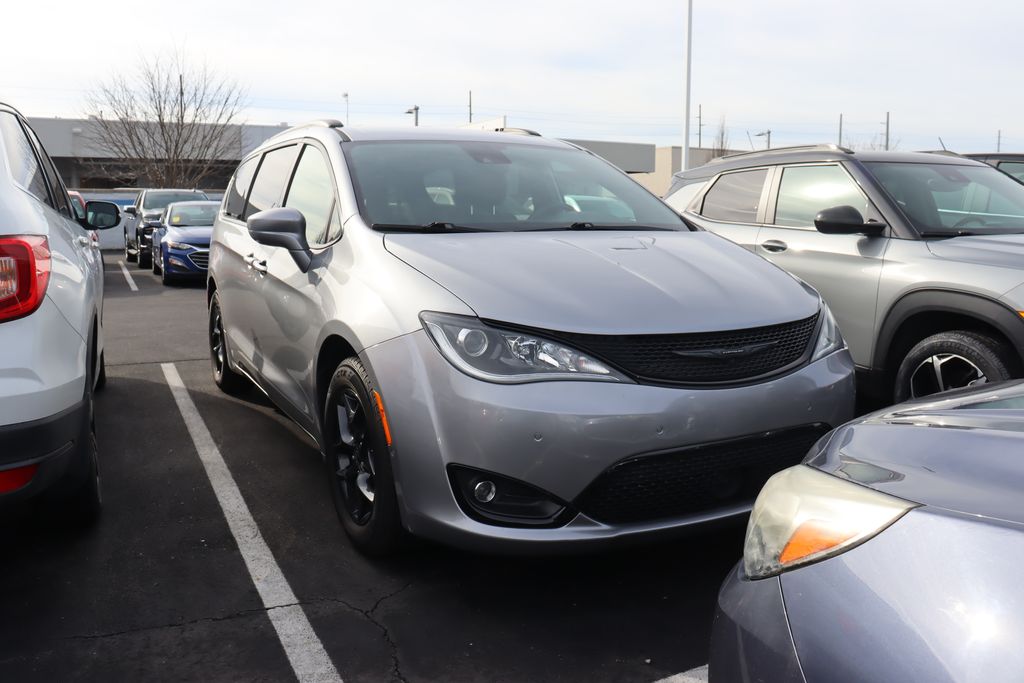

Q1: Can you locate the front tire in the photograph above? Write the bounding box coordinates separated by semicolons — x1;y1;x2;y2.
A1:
323;358;403;556
137;241;151;269
152;247;161;274
893;330;1017;402
124;233;136;262
209;292;247;394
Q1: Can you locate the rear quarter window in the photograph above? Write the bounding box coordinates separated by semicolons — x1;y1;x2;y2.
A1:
700;169;768;223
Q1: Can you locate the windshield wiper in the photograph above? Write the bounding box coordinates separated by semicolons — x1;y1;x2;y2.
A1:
372;222;495;234
917;230;978;238
522;222;675;232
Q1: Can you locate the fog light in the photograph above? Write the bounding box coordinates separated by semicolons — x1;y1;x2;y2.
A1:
169;257;187;268
473;480;497;503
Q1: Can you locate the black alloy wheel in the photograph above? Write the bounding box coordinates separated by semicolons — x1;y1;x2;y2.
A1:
208;292;247;394
324;358;403;555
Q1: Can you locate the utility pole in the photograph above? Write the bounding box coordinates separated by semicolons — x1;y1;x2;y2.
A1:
406;105;419;126
343;92;349;126
838;113;843;147
884;111;890;151
469;90;473;123
997;129;1002;153
756;129;771;149
697;104;705;148
682;0;693;170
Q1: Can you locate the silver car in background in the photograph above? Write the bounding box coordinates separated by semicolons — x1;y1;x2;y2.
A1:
207;123;855;554
0;103;120;522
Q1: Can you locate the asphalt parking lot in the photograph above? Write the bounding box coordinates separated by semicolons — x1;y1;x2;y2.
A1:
0;252;743;682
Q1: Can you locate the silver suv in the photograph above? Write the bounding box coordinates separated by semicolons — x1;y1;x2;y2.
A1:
667;146;1024;402
207;123;854;554
0;103;120;522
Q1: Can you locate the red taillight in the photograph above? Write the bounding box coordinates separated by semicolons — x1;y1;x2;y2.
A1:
0;463;38;493
0;235;51;323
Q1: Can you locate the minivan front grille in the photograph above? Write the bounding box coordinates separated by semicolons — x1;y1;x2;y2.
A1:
574;424;829;525
554;313;819;385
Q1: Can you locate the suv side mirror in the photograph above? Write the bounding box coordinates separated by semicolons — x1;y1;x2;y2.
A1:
814;205;886;236
247;207;311;272
83;201;121;230
125;205;138;217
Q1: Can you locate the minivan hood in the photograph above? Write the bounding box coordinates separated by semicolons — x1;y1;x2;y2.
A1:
808;380;1024;526
384;231;820;334
926;233;1024;270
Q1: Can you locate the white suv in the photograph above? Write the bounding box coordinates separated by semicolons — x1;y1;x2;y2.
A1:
0;103;120;523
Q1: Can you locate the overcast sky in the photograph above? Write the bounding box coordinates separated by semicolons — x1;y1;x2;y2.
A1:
2;0;1019;152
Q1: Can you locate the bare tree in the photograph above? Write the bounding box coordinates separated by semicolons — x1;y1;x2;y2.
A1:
84;53;246;188
711;117;730;158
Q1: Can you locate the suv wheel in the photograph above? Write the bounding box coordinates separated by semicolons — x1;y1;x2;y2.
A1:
137;242;151;269
323;358;403;556
124;233;136;262
152;248;161;274
894;331;1017;401
209;292;247;394
60;431;102;526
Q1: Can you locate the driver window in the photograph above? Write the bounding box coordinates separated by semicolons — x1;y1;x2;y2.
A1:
774;165;872;229
284;145;338;246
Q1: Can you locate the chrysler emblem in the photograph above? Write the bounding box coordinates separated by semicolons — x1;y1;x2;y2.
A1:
672;340;778;359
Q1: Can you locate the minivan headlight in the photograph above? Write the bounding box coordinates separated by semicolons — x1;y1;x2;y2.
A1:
421;312;628;384
743;465;917;580
810;302;844;361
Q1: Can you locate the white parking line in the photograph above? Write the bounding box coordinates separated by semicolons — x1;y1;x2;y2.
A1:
654;665;708;683
161;363;342;683
117;260;138;292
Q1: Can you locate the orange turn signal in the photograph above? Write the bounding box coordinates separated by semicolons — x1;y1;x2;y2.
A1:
779;519;856;566
371;390;393;446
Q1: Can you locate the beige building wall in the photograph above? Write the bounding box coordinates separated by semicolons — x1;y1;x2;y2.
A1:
632;146;743;197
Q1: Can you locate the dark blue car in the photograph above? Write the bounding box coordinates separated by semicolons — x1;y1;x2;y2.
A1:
152;201;219;285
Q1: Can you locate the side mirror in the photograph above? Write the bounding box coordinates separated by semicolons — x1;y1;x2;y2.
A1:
83;201;121;230
125;205;138;217
814;205;886;236
247;207;311;272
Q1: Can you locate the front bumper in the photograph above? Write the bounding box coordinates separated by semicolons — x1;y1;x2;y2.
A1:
164;246;209;275
363;329;855;551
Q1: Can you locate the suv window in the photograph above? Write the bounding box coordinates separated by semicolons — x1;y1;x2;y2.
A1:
225;156;258;219
774;165;871;228
0;112;51;206
664;180;707;213
285;145;337;246
700;169;767;223
997;162;1024;183
244;145;300;220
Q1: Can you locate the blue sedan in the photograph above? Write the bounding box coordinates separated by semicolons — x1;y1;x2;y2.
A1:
152;201;219;285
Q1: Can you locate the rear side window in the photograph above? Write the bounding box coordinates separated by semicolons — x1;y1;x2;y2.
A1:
244;145;300;220
285;145;337;246
664;180;707;213
224;156;258;219
774;165;871;228
0;112;51;207
700;169;767;223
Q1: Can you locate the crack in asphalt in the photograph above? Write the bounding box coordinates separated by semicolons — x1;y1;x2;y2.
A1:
60;602;298;642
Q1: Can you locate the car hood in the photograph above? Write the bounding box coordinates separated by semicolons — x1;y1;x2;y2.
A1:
384;230;820;334
164;226;212;244
926;232;1024;270
807;380;1024;525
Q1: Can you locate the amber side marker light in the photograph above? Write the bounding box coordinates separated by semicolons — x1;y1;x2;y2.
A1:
371;390;393;446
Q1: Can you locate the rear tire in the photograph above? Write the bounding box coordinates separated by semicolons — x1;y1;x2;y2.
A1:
60;431;102;527
124;233;136;263
137;242;151;269
94;351;107;393
893;330;1017;402
323;358;404;556
209;292;247;394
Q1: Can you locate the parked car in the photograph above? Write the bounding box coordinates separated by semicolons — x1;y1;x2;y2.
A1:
666;145;1024;402
151;200;218;285
207;122;855;555
123;188;208;268
964;152;1024;182
0;102;120;523
711;380;1024;683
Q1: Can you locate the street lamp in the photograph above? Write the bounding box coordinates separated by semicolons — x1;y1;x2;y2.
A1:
343;92;349;126
405;105;420;127
682;0;693;171
755;129;772;149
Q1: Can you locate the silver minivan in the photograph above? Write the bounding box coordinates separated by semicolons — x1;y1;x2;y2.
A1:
207;123;854;554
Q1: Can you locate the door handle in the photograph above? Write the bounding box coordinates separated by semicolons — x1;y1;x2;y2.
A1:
76;235;92;247
760;239;788;253
245;254;268;274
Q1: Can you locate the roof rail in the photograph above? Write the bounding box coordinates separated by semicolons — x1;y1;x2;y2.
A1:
308;119;344;128
919;150;965;158
709;143;854;164
494;127;542;137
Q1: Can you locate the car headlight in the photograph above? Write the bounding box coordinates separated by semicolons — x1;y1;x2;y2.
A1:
165;241;194;251
810;301;844;362
743;465;917;580
421;312;628;384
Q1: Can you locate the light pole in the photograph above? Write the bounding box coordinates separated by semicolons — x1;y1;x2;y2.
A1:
406;105;419;127
343;92;349;126
682;0;693;170
755;129;771;149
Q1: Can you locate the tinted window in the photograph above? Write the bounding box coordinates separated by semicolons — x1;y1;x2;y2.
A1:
285;145;337;245
142;190;209;210
345;141;684;231
22;121;71;217
664;180;707;212
774;165;870;228
167;202;219;226
997;162;1024;183
225;156;258;218
0;112;51;206
244;145;300;220
700;169;767;223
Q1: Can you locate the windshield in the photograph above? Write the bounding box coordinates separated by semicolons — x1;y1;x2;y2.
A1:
143;191;209;210
865;162;1024;235
166;202;218;227
344;140;685;232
